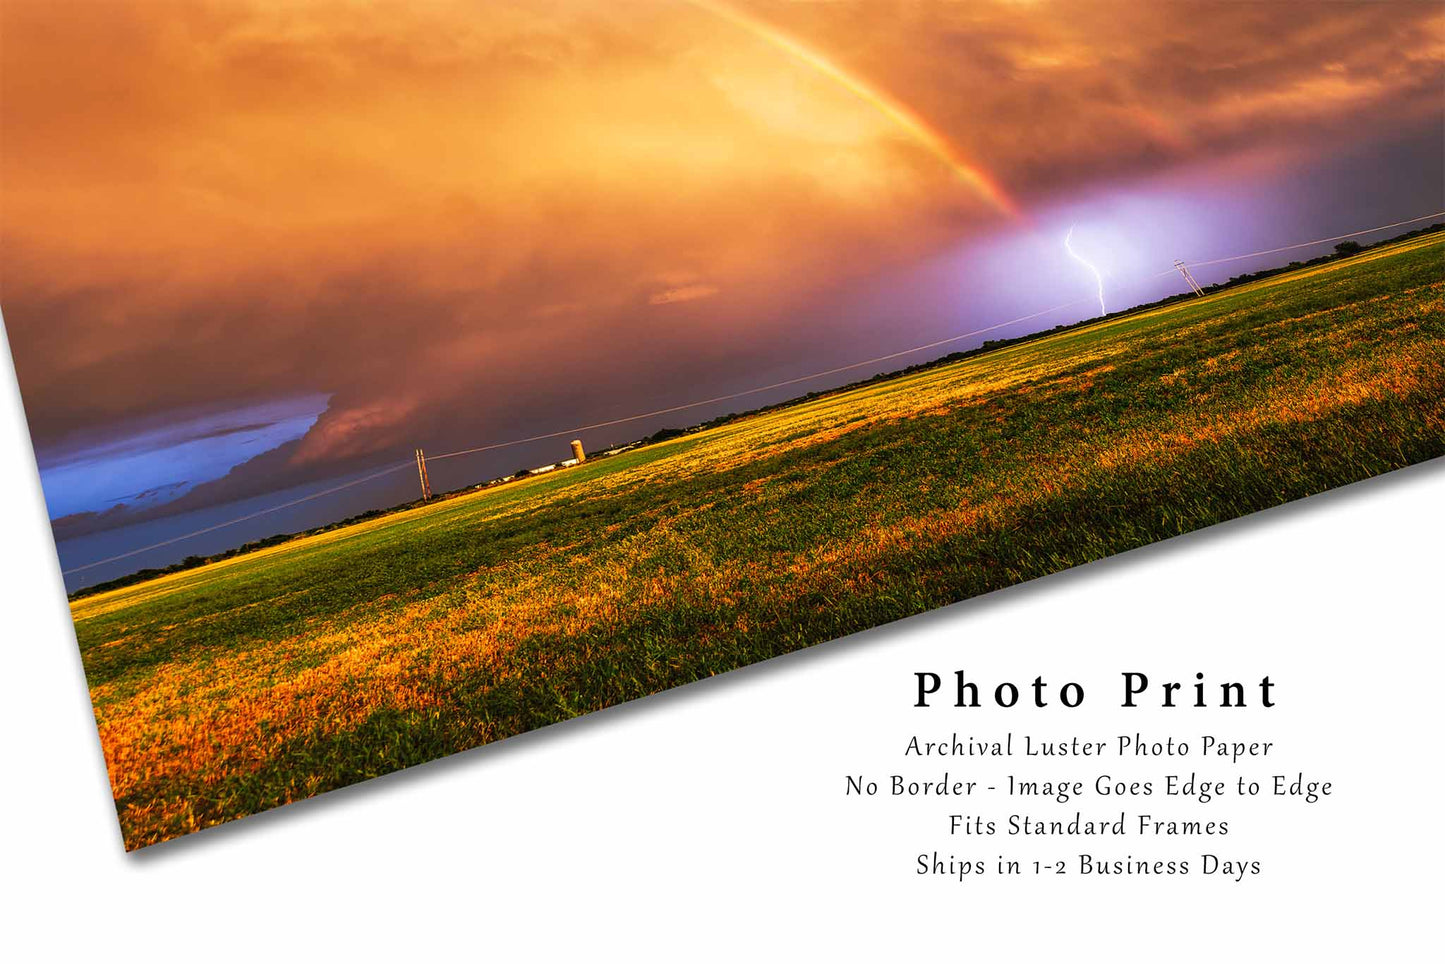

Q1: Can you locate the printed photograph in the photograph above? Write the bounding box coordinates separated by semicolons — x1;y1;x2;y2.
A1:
1;0;1441;849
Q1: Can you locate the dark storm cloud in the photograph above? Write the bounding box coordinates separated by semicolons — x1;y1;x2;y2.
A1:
2;0;1441;523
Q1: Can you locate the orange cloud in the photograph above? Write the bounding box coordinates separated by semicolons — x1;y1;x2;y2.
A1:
1;0;1439;497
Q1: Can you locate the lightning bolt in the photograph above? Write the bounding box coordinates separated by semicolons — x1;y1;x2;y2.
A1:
1064;224;1107;317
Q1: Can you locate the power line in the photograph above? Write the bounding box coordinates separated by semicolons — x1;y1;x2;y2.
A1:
1173;260;1206;297
60;210;1444;578
427;296;1096;464
1180;211;1445;269
59;297;1094;578
391;208;1445;469
61;462;414;575
1140;211;1445;280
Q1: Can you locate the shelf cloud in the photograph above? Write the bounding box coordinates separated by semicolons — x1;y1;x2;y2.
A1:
3;0;1440;520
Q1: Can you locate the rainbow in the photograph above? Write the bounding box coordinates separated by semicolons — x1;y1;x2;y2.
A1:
685;0;1020;218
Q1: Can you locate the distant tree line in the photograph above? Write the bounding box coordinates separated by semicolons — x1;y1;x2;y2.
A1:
72;222;1440;599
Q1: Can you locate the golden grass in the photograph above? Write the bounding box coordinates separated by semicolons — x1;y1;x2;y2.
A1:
71;232;1445;847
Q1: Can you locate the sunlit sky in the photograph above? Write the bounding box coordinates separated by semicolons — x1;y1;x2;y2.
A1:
2;0;1441;534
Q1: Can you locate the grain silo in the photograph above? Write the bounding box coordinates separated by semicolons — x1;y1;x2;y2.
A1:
570;439;586;463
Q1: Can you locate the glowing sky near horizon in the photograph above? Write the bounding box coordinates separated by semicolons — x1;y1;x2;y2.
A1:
2;0;1441;528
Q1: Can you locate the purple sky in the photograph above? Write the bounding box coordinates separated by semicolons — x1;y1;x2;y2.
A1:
2;1;1441;562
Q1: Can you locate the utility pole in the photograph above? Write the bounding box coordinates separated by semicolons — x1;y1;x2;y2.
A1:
1174;259;1206;297
415;448;432;501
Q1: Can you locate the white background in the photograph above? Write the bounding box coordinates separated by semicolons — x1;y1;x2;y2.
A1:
0;323;1439;959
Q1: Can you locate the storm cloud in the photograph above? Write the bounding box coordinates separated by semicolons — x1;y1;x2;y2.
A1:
2;0;1441;525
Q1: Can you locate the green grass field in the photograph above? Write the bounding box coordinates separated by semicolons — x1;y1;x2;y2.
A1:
74;233;1444;848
